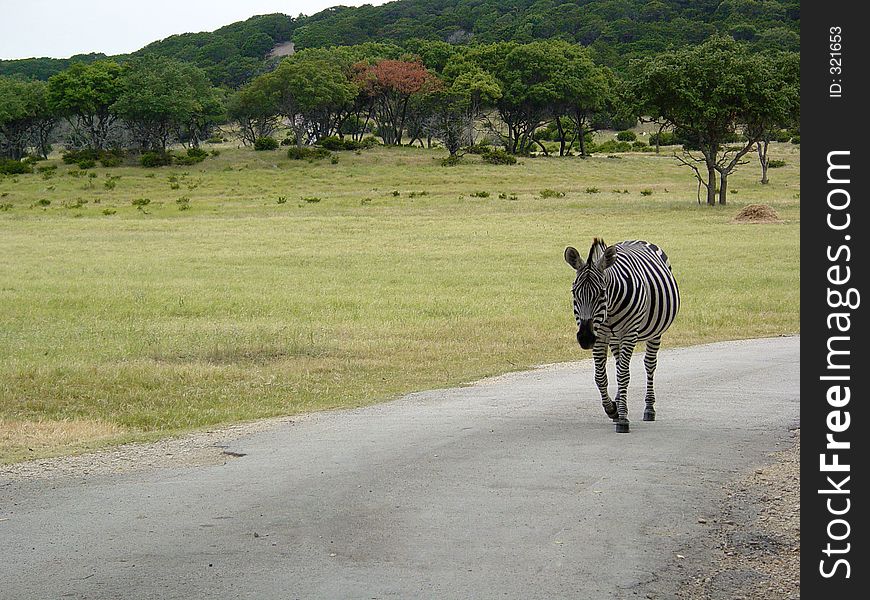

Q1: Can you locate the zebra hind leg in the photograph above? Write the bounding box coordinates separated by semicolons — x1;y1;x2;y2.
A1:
643;338;662;421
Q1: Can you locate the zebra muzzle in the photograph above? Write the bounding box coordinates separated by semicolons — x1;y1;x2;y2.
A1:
577;323;596;349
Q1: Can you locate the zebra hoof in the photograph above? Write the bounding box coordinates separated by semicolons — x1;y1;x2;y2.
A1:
643;410;655;421
615;420;630;433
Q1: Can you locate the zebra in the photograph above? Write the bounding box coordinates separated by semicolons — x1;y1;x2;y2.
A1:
564;238;680;433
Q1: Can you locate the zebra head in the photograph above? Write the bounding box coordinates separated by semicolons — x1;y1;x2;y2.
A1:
564;238;618;349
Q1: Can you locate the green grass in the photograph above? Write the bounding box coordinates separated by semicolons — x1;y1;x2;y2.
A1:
0;143;800;462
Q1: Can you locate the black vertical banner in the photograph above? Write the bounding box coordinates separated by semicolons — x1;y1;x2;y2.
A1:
802;1;867;596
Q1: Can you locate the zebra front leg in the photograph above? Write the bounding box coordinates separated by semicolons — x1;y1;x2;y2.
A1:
593;341;617;420
643;338;661;421
614;335;637;433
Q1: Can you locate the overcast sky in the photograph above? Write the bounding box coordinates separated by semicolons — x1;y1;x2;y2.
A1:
0;1;391;60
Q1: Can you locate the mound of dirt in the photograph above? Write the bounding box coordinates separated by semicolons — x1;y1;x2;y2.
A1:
733;204;781;223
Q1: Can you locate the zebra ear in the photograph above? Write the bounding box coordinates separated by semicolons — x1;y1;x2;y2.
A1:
596;245;618;270
564;246;585;270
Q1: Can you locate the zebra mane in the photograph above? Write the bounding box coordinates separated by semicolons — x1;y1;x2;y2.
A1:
587;238;608;265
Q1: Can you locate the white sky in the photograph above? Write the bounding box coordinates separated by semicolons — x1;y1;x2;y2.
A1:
0;1;391;60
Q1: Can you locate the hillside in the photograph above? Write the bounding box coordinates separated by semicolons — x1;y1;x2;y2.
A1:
0;0;799;86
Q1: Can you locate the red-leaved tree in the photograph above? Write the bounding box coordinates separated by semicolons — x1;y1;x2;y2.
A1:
354;59;440;145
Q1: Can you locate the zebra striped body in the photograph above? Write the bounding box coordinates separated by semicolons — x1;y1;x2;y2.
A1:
564;239;680;433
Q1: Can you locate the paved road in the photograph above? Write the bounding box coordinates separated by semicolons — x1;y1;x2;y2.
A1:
1;337;799;600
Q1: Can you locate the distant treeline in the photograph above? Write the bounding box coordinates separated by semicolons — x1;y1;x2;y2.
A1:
1;34;798;205
1;0;799;87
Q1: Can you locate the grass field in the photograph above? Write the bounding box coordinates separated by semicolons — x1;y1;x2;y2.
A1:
0;141;800;462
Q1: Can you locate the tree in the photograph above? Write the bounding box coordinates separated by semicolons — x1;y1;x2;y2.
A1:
112;56;222;151
630;36;794;205
47;61;122;150
355;59;439;146
746;51;799;184
227;79;281;147
428;60;501;155
264;54;358;147
0;78;55;160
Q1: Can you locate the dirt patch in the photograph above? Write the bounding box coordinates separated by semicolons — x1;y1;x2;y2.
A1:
733;204;782;223
0;418;126;462
642;428;800;599
0;416;298;481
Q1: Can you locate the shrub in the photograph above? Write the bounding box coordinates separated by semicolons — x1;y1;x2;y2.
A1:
462;143;491;155
140;151;172;168
790;135;800;145
585;187;600;194
77;159;96;169
616;130;637;142
648;131;677;146
205;135;224;144
470;191;490;198
286;147;331;160
539;189;565;199
176;196;191;211
174;147;208;166
774;130;793;143
318;136;346;151
632;140;648;149
99;154;123;167
35;198;51;206
303;196;322;203
102;208;116;215
640;189;653;196
590;140;633;153
481;149;517;165
0;159;33;175
280;137;296;146
768;159;787;168
61;149;100;165
441;155;463;167
131;197;151;208
254;136;279;151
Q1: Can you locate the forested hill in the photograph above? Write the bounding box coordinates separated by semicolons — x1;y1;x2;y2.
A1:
1;0;799;85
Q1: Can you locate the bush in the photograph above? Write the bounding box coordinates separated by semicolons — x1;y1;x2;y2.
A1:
773;130;793;143
590;140;633;153
254;136;279;151
286;147;331;160
790;135;800;145
99;154;123;168
77;159;96;169
140;151;172;168
441;155;463;167
462;143;491;155
632;140;648;149
616;130;637;142
318;136;346;151
61;149;100;165
768;159;787;168
540;189;565;199
0;159;33;175
174;147;209;166
205;135;224;144
131;197;150;208
648;131;677;146
481;148;517;165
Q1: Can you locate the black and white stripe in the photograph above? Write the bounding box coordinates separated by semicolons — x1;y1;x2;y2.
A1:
564;238;680;433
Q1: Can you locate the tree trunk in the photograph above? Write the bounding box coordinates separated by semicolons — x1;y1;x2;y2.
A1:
555;116;567;157
718;173;727;205
706;163;717;206
577;124;587;156
757;140;770;184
